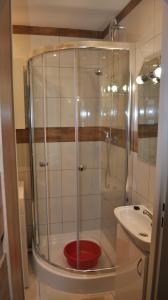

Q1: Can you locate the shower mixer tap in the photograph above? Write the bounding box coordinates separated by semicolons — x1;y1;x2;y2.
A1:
78;164;87;171
104;130;118;144
39;161;48;167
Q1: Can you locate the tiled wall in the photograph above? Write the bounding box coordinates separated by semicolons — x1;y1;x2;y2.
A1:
117;0;163;211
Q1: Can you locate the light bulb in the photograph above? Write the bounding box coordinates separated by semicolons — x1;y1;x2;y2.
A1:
107;85;111;92
136;75;144;85
122;84;128;92
152;77;159;84
111;85;118;93
153;66;161;79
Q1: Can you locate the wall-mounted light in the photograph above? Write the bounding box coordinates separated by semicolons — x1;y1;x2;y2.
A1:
107;85;111;92
152;77;160;84
153;65;161;79
136;75;148;85
122;84;128;92
111;85;118;93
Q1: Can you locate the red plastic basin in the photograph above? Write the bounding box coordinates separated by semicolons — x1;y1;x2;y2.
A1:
64;240;102;269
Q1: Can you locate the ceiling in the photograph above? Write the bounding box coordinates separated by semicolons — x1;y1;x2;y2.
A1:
12;0;130;30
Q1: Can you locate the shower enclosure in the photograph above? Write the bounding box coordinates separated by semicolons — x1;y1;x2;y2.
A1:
28;41;131;278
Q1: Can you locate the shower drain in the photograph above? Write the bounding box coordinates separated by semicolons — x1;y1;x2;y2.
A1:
139;232;148;237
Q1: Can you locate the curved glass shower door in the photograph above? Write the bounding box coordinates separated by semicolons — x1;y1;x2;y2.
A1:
28;42;130;273
29;58;50;260
77;48;130;269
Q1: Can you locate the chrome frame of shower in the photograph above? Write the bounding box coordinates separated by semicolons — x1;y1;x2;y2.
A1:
28;40;134;275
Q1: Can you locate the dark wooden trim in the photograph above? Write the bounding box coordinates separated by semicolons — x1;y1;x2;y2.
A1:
18;127;156;153
131;131;138;152
102;0;143;38
16;126;127;147
16;128;29;143
0;0;24;298
138;124;158;138
13;25;103;39
19;126;158;153
116;0;143;23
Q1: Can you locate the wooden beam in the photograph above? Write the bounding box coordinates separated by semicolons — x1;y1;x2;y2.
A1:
13;0;143;39
13;25;103;39
116;0;143;23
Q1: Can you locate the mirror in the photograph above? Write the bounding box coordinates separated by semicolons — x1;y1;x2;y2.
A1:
137;56;160;164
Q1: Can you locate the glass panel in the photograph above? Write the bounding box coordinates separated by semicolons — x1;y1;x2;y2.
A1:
29;55;49;260
77;48;130;270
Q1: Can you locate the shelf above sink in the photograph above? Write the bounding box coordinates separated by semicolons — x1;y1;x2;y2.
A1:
114;205;152;252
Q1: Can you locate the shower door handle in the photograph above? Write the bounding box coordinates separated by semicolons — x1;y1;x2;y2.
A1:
39;162;48;167
78;164;86;171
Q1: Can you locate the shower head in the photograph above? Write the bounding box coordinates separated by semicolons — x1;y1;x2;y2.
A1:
95;69;103;76
109;19;125;41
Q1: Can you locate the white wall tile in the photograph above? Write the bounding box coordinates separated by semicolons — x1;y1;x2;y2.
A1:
79;98;100;127
49;197;62;223
80;195;101;221
80;169;100;195
36;171;46;198
47;143;61;171
44;52;59;67
80;219;101;231
61;98;75;127
79;69;100;98
60;68;74;98
78;49;100;69
50;223;62;234
62;170;77;196
45;67;60;97
32;67;43;98
63;222;76;233
60;49;74;67
61;142;76;170
149;164;156;209
62;196;77;222
34;143;45;170
38;197;48;224
48;171;61;197
33;98;44;127
79;142;100;169
132;153;150;199
46;98;61;127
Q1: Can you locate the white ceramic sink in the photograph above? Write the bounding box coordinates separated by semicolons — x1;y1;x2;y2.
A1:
114;205;152;252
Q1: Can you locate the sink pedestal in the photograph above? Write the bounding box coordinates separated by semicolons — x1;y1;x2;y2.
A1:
115;224;148;300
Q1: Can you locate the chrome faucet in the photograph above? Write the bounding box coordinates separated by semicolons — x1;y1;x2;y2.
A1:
143;209;153;220
104;129;118;144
